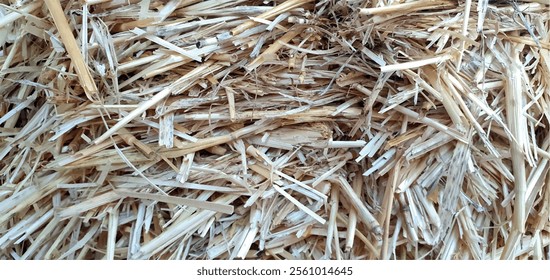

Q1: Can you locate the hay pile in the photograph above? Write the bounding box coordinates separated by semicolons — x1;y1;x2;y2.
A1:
0;0;549;260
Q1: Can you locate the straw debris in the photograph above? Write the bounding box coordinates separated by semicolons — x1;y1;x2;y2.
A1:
1;0;550;259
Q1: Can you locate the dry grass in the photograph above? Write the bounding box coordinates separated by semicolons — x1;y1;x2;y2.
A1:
0;0;549;260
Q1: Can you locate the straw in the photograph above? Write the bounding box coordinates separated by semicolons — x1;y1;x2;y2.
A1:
0;0;549;260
